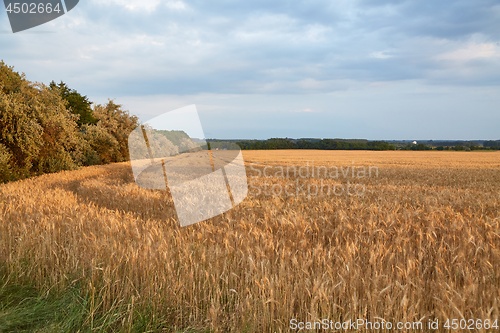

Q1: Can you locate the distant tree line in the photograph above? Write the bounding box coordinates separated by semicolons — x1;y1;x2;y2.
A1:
218;138;397;151
210;138;500;152
0;61;138;183
400;143;500;151
481;141;500;149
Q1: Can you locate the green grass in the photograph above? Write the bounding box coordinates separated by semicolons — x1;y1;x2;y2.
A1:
0;277;85;332
0;274;203;333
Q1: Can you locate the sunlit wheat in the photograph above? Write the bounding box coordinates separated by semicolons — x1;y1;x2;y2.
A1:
0;151;499;332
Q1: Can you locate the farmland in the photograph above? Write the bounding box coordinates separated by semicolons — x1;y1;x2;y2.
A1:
1;150;499;332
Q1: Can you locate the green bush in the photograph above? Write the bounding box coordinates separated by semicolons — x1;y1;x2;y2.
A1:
0;61;139;182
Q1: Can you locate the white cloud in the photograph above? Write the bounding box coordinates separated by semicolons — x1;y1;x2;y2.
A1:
92;0;161;13
298;78;326;90
437;41;500;62
165;0;188;11
369;51;394;59
88;0;188;14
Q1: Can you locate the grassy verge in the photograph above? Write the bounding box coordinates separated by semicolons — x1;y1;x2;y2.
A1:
0;273;195;333
0;276;85;332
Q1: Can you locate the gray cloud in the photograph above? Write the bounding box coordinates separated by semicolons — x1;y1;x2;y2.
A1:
0;0;498;139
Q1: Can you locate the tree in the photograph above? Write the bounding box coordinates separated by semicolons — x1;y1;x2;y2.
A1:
50;81;97;127
0;61;142;181
84;101;139;164
0;143;14;183
0;63;82;177
0;61;25;95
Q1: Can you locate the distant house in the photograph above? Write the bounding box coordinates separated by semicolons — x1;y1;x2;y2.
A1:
412;141;418;145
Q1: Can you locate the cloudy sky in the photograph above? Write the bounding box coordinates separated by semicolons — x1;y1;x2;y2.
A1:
1;0;499;140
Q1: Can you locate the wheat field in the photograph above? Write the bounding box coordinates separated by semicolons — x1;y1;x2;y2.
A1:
1;150;499;332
